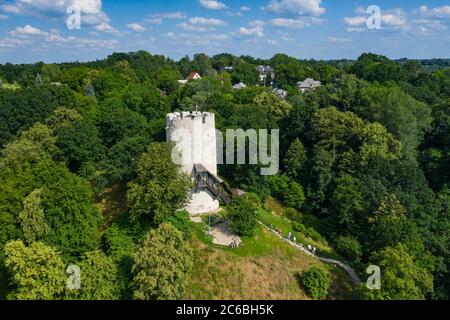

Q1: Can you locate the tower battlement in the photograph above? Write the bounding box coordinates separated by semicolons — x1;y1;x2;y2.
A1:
167;111;215;129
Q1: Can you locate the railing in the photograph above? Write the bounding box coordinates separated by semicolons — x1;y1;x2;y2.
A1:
195;171;233;205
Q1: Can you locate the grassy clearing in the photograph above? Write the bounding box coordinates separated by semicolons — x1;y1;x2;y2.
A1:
186;217;353;300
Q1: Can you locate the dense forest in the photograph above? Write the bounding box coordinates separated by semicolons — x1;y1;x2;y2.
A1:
0;51;449;300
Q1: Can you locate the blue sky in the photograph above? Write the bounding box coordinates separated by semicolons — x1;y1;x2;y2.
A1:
0;0;449;63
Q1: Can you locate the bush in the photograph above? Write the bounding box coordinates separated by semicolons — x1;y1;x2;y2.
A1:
165;210;191;235
285;208;302;222
301;267;330;300
293;222;322;242
268;175;305;210
228;196;260;237
283;181;305;210
334;236;362;262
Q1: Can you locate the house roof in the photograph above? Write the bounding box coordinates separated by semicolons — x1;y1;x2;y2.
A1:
187;72;201;80
256;65;274;74
297;78;322;88
233;82;247;89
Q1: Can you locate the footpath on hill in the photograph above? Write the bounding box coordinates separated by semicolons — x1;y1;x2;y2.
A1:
258;221;362;287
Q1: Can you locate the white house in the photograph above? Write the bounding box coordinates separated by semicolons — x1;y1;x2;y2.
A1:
256;65;275;87
297;78;322;93
272;88;287;99
187;72;202;80
178;72;202;86
232;82;247;90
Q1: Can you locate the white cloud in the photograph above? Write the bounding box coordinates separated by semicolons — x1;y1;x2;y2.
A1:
0;0;109;26
177;23;213;32
199;0;227;10
343;16;366;27
176;16;227;32
249;20;265;27
240;6;251;12
188;17;227;26
11;25;48;37
145;18;162;24
149;12;186;19
381;9;407;27
264;0;325;17
419;5;450;19
270;16;323;29
3;25;119;50
0;14;8;19
225;11;243;17
127;23;146;32
239;20;265;37
0;37;32;48
344;7;407;32
164;32;176;38
94;22;120;34
327;37;352;43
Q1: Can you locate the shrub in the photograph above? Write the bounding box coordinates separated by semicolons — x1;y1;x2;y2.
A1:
285;208;302;222
334;236;362;262
228;196;260;236
301;267;330;300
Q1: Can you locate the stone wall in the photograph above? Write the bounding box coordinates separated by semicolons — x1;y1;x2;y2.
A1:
166;111;220;214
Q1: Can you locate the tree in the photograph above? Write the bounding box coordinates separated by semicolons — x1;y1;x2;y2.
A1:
228;195;260;237
132;223;193;300
67;250;119;300
0;85;75;146
56;118;105;172
301;267;330;300
366;243;434;300
128;143;192;224
103;224;136;299
18;188;49;243
38;166;102;259
283;138;307;180
334;236;362;262
368;195;427;258
253;91;292;126
4;240;66;300
331;174;364;233
358;85;432;160
283;180;306;210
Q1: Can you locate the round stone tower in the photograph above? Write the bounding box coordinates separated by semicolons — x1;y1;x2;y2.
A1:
166;111;220;214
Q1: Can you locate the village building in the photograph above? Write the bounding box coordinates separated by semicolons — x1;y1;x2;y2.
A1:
256;65;275;87
178;71;202;85
297;78;322;93
232;82;247;90
272;88;287;99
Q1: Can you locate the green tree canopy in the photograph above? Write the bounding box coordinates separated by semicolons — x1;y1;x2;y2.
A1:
132;223;193;300
4;240;66;300
366;243;434;300
128;143;192;224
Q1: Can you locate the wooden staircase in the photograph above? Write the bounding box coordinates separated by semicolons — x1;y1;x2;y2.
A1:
194;164;234;205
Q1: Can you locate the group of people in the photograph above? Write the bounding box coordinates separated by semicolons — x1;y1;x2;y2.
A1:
266;223;318;255
229;239;240;249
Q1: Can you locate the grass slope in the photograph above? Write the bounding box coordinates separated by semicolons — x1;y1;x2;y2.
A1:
185;223;353;300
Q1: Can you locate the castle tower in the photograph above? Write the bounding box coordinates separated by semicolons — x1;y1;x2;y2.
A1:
166;111;220;214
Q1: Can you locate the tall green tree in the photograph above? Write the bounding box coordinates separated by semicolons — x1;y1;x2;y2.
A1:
366;243;434;300
67;250;119;300
18;188;49;244
128;143;192;224
132;223;193;300
4;240;66;300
